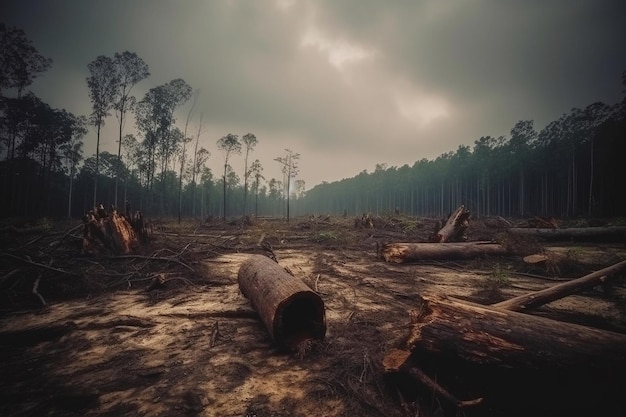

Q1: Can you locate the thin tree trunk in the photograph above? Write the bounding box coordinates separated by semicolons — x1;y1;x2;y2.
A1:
93;123;101;207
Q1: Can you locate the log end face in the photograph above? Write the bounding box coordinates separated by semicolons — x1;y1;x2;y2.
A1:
274;291;326;352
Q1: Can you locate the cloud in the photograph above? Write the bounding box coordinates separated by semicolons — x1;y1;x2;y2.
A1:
2;0;625;188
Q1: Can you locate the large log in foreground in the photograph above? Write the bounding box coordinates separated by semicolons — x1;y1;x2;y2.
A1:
382;241;508;263
385;295;626;414
237;255;326;351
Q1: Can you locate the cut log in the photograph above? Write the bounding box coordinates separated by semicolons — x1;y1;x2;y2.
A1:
385;295;626;414
492;259;626;311
237;254;326;351
430;205;470;242
507;226;626;241
382;241;507;263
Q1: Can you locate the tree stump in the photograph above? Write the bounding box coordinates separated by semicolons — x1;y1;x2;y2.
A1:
82;205;144;255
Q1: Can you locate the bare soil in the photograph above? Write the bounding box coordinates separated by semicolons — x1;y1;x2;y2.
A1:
1;215;625;417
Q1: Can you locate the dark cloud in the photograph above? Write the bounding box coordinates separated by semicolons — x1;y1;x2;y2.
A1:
2;0;625;187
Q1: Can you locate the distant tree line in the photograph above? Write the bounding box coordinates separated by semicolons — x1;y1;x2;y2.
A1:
1;22;625;221
299;83;626;219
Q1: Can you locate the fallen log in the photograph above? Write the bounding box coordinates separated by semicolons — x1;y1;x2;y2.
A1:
507;226;626;241
381;241;508;263
237;254;326;352
492;259;626;311
430;205;470;242
384;295;626;414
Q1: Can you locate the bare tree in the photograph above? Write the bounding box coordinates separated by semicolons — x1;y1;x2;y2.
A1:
274;149;300;222
178;90;199;223
216;133;241;220
86;55;119;206
112;51;149;208
241;133;258;215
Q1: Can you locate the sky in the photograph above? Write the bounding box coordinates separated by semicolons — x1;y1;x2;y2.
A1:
2;0;626;190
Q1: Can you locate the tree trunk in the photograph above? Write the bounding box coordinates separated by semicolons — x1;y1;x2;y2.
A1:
430;204;470;242
384;295;626;414
381;241;508;263
492;259;626;311
237;254;326;351
507;226;626;241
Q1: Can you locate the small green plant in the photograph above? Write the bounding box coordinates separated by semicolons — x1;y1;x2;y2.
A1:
565;246;584;261
315;230;339;242
482;264;511;289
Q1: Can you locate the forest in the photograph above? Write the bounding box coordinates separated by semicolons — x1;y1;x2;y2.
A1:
1;22;626;222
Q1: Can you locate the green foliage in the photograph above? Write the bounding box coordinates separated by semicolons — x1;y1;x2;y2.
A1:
315;230;339;243
481;264;511;290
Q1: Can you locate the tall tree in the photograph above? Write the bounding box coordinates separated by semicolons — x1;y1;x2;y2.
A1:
274;149;300;222
0;23;52;98
216;133;241;220
249;159;264;217
190;113;207;217
86;55;119;206
135;78;192;214
112;51;149;208
241;133;258;216
508;120;536;216
60;115;87;218
178;90;199;223
191;146;210;217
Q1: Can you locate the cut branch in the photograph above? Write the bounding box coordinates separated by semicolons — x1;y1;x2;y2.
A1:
492;259;626;311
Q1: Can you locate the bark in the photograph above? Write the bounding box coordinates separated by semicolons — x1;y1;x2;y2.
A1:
237;254;326;351
384;295;626;413
507;226;626;241
492;259;626;311
430;205;470;242
82;207;144;255
382;241;508;263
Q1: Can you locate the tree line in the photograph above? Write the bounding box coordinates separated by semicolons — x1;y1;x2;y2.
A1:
299;81;626;219
0;23;303;222
1;22;625;221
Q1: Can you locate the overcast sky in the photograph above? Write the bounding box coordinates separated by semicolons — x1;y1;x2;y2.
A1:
3;0;625;189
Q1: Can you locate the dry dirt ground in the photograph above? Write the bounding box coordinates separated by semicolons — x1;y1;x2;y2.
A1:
1;215;625;417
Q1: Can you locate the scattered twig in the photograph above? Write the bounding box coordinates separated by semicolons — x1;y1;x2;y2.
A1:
210;321;220;347
0;268;21;286
1;253;78;276
32;273;46;307
110;254;195;272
